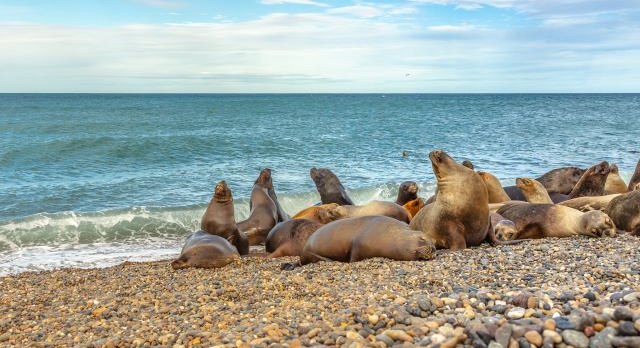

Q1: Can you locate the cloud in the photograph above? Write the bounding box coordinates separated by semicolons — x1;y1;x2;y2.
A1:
328;5;385;18
131;0;185;8
261;0;330;7
428;24;479;32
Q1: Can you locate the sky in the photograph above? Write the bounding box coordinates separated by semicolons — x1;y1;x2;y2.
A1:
0;0;639;92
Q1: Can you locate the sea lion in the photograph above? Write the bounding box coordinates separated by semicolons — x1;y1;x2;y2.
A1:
395;181;419;206
171;231;240;270
605;191;640;235
629;159;640;192
503;166;586;200
237;169;278;246
516;178;553;204
310;168;354;205
403;198;426;218
568;161;610;199
409;150;489;249
604;164;627;195
462;160;475;170
489;212;518;242
201;181;249;255
496;203;616;240
319;200;411;224
292;203;339;224
300;216;436;265
559;194;621;212
260;168;290;223
265;219;323;258
402;151;409;158
478;171;511;203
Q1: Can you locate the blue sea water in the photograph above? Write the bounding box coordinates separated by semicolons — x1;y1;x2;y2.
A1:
1;93;638;275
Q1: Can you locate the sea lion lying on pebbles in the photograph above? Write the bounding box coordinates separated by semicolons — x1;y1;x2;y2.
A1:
478;171;511;203
489;212;518;242
567;161;610;199
559;194;621;212
319;200;410;224
237;169;279;246
201;181;249;255
265;219;323;258
403;198;426;218
496;202;616;240
395;181;418;206
171;231;240;270
504;166;586;201
516;178;553;204
310;168;354;205
292;203;339;224
605;191;640;235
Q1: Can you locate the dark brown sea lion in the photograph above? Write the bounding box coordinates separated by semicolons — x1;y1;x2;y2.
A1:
503;166;586;200
310;168;354;205
292;203;339;224
395;181;418;206
604;164;628;195
260;168;290;223
496;203;616;240
478;171;511;203
628;159;640;192
319;200;411;224
300;216;436;265
516;178;553;204
265;219;323;258
237;169;278;246
409;150;489;249
559;194;621;212
605;191;640;235
568;161;610;199
403;198;426;218
201;181;249;255
171;231;240;270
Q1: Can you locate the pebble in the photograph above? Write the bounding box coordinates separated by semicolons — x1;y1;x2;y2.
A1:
507;308;525;320
524;331;542;346
542;329;562;344
562;330;589;348
618;321;639;336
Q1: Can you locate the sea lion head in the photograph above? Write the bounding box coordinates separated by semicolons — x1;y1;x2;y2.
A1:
413;236;436;261
255;168;273;188
317;206;345;223
429;150;463;180
516;177;538;194
609;164;619;175
214;181;233;203
400;181;418;195
462;160;475;170
171;247;240;270
593;161;610;177
581;210;616;238
494;219;518;241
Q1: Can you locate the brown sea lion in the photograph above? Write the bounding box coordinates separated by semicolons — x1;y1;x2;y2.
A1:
516;178;553;204
201;181;249;255
489;212;518;242
237;169;278;246
395;181;419;206
265;219;323;258
319;200;411;224
300;216;436;265
559;194;621;212
260;168;290;223
403;198;426;218
567;161;610;199
604;164;627;195
292;203;339;224
478;171;511;203
409;150;489;249
605;191;640;235
310;168;354;205
629;159;640;192
503;166;586;200
496;203;616;240
171;231;240;270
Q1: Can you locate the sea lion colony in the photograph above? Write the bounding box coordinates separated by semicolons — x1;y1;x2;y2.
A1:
173;152;640;269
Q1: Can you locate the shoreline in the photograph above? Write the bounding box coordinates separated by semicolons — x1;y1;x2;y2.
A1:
2;235;639;347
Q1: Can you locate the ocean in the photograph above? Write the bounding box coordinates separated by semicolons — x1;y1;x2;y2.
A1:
1;93;638;275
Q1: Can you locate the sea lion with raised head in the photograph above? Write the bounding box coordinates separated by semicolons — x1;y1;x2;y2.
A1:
319;200;411;224
310;168;354;205
496;203;616;240
516;178;553;204
568;161;610;199
409;150;490;249
604;164;627;195
478;171;511;203
265;219;323;258
259;168;290;223
395;181;419;206
628;159;640;192
403;198;426;218
605;190;640;235
201;181;249;255
559;194;621;212
503;166;586;200
171;231;240;270
292;203;339;224
237;169;278;246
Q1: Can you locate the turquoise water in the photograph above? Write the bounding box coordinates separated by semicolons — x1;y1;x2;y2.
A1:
1;93;638;274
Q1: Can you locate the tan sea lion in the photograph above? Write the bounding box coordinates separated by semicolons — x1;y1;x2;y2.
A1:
395;181;419;206
265;219;323;258
503;166;586;200
319;200;411;224
604;164;628;195
292;203;339;224
568;161;610;199
478;171;511;203
628;159;640;192
516;178;553;204
299;216;436;265
201;181;249;255
310;168;354;205
171;231;240;270
605;191;640;235
489;212;518;242
237;169;278;246
409;150;490;249
403;198;426;218
496;203;616;240
559;194;621;212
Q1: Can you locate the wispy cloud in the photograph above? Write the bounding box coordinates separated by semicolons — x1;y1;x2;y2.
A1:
131;0;185;8
261;0;330;7
328;5;385;18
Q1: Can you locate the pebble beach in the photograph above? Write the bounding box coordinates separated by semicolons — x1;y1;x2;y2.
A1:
2;234;639;348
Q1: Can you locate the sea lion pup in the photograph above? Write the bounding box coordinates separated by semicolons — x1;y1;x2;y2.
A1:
395;181;419;206
478;171;511;203
299;216;436;265
319;200;411;224
237;169;278;246
462;160;475;170
310;168;354;205
496;203;616;240
568;161;610;199
292;203;339;224
503;166;586;200
489;212;518;242
604;164;627;195
409;150;489;249
559;194;621;212
606;191;640;234
516;178;553;204
171;231;240;270
403;198;426;218
265;219;323;258
201;181;249;255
